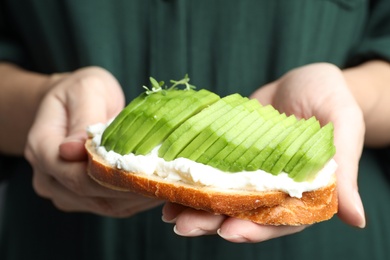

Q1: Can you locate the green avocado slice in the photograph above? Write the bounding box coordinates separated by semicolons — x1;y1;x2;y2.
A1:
159;94;246;161
134;89;219;155
244;115;298;171
288;123;336;181
225;113;287;172
110;90;184;154
191;99;261;163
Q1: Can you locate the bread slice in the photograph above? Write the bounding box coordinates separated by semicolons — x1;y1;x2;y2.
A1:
86;139;338;226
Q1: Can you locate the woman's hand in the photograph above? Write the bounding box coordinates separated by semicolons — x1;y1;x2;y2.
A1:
25;67;163;217
162;63;366;242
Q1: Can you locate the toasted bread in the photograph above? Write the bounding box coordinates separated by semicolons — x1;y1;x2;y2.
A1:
86;139;337;225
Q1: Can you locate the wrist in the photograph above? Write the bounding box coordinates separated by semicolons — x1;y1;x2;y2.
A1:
0;63;66;155
342;60;390;146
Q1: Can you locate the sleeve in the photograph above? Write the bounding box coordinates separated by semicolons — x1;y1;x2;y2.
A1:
348;0;390;65
0;1;27;65
350;0;390;174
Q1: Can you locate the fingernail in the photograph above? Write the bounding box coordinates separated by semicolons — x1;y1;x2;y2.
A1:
217;229;247;243
173;226;207;237
161;215;177;224
354;191;366;228
63;136;85;144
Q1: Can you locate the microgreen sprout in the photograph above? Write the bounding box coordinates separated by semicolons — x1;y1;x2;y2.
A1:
143;74;196;95
169;74;196;91
142;77;165;95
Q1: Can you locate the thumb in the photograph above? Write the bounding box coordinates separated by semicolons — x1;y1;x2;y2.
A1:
58;68;124;161
59;131;89;161
59;101;104;162
333;109;366;228
336;161;366;228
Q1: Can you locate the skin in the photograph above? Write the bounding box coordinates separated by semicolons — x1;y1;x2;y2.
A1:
167;61;390;242
164;62;368;242
1;60;389;242
0;65;163;216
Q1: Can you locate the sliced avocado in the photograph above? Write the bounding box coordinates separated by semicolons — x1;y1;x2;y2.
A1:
270;118;321;175
288;123;335;181
261;117;313;174
112;90;184;154
134;89;220;155
210;112;265;171
225;113;287;172
284;122;331;174
101;93;147;147
103;93;171;152
159;94;246;160
190;99;261;162
257;104;280;120
245;115;298;171
292;142;335;182
181;109;246;161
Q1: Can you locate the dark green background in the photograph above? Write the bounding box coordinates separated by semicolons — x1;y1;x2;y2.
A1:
1;0;390;259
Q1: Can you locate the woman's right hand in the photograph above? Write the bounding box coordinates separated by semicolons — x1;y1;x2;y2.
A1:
25;67;163;217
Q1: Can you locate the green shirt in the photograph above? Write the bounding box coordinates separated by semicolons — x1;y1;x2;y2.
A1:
1;0;390;259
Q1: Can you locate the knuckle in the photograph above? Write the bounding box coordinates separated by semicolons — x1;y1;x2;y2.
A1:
32;173;52;199
90;198;120;217
112;208;137;218
51;199;73;213
90;199;137;218
57;166;87;196
80;74;104;89
24;147;32;163
62;174;86;196
76;71;108;92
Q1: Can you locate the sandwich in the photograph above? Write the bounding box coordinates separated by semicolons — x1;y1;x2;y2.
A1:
86;75;338;226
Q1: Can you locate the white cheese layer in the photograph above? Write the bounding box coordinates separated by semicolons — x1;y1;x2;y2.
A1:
87;123;337;198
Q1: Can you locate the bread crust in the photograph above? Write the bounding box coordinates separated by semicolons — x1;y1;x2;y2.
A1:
86;139;337;225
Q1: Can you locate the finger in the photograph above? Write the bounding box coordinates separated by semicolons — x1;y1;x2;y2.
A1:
56;68;124;161
249;81;277;106
26;82;117;198
27;130;149;200
335;144;366;228
218;218;306;243
54;159;152;199
336;163;366;228
161;202;188;223
108;197;163;218
332;107;366;228
59;138;88;161
32;166;113;214
172;208;226;237
63;68;124;139
33;167;162;217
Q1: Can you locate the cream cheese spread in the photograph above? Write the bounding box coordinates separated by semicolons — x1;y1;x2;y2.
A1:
87;122;337;198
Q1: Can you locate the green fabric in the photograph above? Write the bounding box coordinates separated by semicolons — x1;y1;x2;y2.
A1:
1;0;378;98
1;0;390;259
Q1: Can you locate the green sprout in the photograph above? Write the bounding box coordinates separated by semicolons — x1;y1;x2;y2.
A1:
143;74;196;95
169;74;196;91
142;77;165;95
